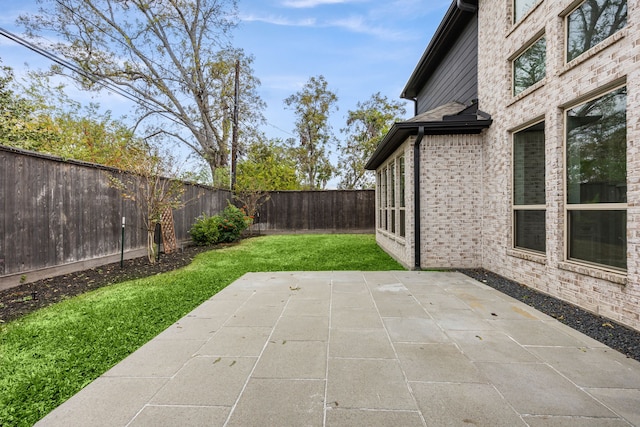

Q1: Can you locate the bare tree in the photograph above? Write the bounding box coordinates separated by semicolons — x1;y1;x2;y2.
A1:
109;147;186;263
19;0;263;180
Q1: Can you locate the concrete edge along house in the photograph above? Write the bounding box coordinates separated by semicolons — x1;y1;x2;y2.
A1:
366;0;640;332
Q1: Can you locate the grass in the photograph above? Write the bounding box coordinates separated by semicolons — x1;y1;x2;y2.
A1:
0;234;403;426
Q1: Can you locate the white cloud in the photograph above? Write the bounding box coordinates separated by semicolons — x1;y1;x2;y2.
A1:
240;13;316;27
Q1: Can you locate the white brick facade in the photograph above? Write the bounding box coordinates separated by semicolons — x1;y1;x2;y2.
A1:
478;0;640;331
375;0;640;331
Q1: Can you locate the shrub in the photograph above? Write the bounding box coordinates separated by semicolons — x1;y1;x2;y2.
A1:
189;214;220;246
217;203;252;243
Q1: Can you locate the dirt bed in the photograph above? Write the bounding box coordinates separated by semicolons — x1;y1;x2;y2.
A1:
0;245;212;324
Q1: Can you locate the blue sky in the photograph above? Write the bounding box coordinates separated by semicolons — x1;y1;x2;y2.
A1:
1;0;451;183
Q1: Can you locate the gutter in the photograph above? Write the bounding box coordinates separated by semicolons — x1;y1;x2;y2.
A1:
413;126;425;270
457;0;477;12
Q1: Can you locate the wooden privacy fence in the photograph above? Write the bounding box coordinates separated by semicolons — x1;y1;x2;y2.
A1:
0;146;231;286
0;145;375;287
250;190;375;234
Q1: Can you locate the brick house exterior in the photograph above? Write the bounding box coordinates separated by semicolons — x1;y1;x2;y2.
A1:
366;0;640;332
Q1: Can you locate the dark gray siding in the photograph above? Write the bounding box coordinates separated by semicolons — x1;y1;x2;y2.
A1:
416;15;478;114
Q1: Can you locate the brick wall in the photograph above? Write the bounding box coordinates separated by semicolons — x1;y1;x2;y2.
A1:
420;134;483;269
478;0;640;330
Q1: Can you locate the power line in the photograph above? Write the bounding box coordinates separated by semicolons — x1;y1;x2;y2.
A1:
0;26;199;138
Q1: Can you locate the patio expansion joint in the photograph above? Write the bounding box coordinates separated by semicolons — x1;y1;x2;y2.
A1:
362;273;429;427
221;292;293;427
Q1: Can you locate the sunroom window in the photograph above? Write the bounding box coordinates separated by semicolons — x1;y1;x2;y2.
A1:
566;86;627;270
566;0;627;62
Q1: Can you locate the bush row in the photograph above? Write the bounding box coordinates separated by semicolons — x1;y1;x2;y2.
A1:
189;203;252;246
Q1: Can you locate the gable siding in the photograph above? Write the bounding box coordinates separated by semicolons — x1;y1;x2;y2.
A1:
416;14;478;114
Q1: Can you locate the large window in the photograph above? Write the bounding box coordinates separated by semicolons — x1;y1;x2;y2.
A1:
566;86;627;270
513;36;546;96
514;0;538;23
566;0;627;62
513;121;545;252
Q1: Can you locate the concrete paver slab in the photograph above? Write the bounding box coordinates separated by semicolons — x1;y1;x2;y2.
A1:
252;340;327;379
396;342;486;383
329;328;395;359
476;361;617;417
128;405;230;427
585;388;640;426
36;271;640;427
36;377;168;427
383;317;449;343
448;330;540;363
196;326;272;357
326;358;417;410
331;306;383;328
271;315;329;341
325;408;425;426
104;338;205;378
150;357;256;406
225;378;325;427
411;382;527;426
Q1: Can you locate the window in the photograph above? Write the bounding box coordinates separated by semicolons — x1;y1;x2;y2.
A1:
399;156;406;238
381;167;388;230
513;36;546;96
513;121;545;252
566;0;627;62
377;171;384;229
566;86;627;270
390;161;396;234
514;0;538;22
377;155;406;239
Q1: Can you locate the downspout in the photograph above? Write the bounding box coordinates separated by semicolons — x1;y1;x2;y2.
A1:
413;126;425;270
457;0;477;12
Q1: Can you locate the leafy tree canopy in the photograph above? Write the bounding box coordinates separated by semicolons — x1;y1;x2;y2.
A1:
337;92;406;189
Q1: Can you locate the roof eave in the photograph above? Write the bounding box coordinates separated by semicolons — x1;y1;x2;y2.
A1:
365;119;492;170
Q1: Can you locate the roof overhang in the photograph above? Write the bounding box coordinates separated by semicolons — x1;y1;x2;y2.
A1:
365;101;491;170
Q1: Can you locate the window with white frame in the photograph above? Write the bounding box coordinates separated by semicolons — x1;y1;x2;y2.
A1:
513;35;546;96
377;155;406;238
514;0;539;23
566;85;627;270
513;121;546;253
566;0;627;62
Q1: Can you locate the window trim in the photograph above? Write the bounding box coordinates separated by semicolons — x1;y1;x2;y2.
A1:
563;84;627;272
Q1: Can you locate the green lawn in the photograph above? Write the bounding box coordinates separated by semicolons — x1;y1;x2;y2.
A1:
0;234;403;426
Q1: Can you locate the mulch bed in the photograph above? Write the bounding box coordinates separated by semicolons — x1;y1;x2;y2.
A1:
459;268;640;362
0;245;213;324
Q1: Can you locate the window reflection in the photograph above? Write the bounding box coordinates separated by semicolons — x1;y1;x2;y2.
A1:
567;0;627;62
566;87;626;204
514;37;546;96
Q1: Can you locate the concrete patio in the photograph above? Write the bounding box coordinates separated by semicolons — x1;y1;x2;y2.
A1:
36;271;640;426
